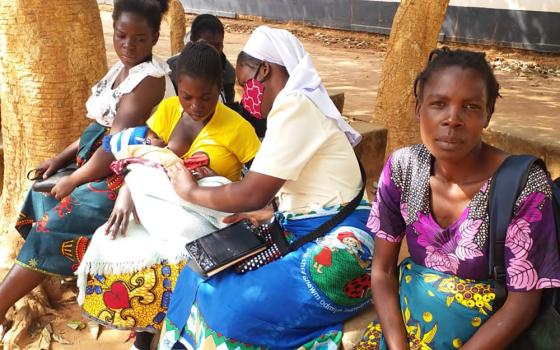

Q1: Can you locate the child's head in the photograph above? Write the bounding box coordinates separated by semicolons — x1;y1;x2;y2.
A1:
190;14;225;54
176;41;223;123
145;129;165;147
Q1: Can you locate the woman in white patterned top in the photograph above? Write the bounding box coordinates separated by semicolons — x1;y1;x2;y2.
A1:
2;0;175;329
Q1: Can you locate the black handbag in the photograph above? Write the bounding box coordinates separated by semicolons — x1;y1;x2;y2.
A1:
235;159;367;273
27;164;78;193
488;155;560;350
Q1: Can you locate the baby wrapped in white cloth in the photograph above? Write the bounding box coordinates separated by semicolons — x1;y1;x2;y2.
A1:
76;126;231;304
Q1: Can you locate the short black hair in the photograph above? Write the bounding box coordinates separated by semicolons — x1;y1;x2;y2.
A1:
190;14;225;41
414;47;501;114
113;0;170;34
176;40;223;89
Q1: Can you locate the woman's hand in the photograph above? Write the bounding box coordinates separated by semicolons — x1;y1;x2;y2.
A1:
462;289;542;350
168;163;198;201
51;175;79;200
38;156;68;179
105;185;139;239
192;166;216;180
222;205;275;226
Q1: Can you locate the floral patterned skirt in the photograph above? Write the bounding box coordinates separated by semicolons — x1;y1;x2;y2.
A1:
82;260;186;332
355;257;496;350
15;123;122;276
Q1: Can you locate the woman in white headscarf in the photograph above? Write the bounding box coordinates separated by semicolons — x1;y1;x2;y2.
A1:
159;26;374;350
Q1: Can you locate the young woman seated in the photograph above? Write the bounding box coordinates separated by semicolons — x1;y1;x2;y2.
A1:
77;41;260;350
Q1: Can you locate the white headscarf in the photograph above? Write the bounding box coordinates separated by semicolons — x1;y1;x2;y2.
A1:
242;26;362;146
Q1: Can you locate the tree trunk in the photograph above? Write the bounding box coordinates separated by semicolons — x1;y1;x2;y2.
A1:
0;128;3;196
373;0;450;155
0;0;106;345
167;0;186;55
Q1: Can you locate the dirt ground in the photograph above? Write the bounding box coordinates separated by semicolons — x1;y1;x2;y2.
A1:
196;14;560;152
217;15;560;175
18;6;559;350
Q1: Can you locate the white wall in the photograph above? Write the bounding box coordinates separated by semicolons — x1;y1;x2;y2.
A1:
98;0;560;13
365;0;560;13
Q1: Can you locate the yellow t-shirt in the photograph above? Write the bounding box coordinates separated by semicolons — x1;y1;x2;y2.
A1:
147;96;261;181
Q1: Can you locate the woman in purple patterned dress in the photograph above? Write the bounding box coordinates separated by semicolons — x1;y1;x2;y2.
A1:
357;48;560;349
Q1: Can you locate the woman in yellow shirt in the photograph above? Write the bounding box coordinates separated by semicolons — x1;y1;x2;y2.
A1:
147;94;258;181
77;41;260;350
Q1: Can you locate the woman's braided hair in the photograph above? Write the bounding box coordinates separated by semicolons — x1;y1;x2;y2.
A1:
176;40;223;89
414;47;501;114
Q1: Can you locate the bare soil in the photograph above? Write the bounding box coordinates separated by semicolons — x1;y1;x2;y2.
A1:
213;14;560;153
222;14;560;75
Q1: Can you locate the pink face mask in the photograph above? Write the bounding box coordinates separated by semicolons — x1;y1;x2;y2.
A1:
241;66;265;119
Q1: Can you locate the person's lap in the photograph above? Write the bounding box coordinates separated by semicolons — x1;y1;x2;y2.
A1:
16;181;118;276
164;208;374;349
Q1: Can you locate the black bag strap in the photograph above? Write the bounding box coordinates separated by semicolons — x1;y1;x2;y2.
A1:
287;158;367;252
488;154;545;309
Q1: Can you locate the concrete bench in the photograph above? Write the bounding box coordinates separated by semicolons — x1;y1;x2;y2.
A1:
343;118;387;348
352;120;387;199
484;127;560;179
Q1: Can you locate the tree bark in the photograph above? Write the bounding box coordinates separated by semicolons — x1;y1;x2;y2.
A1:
0;0;107;259
0;0;106;344
167;0;186;55
0;130;3;195
373;0;450;155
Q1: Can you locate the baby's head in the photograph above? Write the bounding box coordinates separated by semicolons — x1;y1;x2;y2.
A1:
103;126;166;158
145;129;166;147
